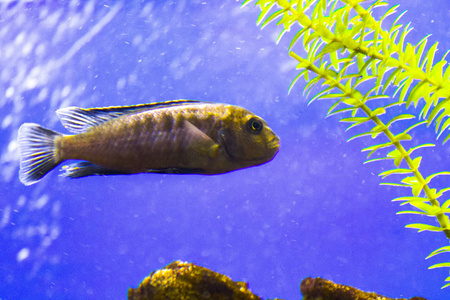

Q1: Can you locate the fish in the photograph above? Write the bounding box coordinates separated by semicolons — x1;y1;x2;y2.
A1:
18;100;280;185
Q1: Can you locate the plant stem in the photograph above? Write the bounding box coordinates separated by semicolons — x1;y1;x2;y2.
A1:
289;51;450;238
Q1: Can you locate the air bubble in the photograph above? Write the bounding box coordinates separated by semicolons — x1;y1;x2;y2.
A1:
5;86;14;98
16;248;30;262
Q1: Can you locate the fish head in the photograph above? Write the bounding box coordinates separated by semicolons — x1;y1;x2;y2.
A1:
219;108;280;167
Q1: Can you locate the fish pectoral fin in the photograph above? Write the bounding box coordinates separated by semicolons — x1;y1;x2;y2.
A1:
183;120;219;158
56;100;204;134
61;162;128;178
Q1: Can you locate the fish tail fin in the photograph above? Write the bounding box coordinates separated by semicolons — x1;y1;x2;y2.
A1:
18;123;63;185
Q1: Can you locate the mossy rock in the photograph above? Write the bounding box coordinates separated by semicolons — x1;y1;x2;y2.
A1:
128;261;266;300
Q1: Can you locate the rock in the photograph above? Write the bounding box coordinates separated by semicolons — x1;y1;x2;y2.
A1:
128;261;427;300
300;277;428;300
128;260;267;300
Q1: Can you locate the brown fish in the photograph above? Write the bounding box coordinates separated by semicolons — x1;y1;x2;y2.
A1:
18;100;280;185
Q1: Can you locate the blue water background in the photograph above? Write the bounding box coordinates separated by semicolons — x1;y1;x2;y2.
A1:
0;0;449;299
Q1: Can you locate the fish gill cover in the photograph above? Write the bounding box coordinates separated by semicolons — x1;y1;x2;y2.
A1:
0;0;449;299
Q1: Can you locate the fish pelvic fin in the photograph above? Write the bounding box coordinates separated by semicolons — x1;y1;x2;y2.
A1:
18;123;63;185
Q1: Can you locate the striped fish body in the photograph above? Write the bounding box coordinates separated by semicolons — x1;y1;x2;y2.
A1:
18;100;280;185
59;104;238;174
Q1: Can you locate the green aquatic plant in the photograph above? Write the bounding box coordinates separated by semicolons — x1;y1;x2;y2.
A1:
243;0;450;288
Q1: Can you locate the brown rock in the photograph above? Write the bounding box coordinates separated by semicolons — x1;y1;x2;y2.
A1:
128;260;264;300
300;277;428;300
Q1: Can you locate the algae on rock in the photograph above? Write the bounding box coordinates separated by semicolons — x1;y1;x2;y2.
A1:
128;260;268;300
128;261;428;299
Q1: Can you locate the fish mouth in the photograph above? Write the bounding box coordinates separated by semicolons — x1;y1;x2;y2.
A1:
248;136;280;164
267;135;280;151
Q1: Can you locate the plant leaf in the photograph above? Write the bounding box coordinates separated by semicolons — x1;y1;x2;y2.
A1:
426;246;450;259
405;223;444;232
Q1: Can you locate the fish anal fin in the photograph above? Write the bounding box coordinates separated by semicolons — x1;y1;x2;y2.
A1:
61;162;129;178
62;163;205;177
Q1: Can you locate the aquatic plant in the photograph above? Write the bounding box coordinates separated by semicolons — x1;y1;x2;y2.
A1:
243;0;450;288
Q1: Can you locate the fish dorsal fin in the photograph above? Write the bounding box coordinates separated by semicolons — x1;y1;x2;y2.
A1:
56;100;203;134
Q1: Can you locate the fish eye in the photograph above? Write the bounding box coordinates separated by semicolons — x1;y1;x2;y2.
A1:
246;117;263;134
